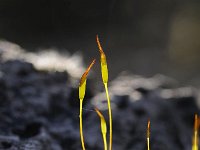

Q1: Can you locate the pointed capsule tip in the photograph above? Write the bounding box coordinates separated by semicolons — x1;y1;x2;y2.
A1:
96;35;105;55
95;108;106;120
95;108;102;117
148;119;151;130
194;113;198;131
79;59;96;86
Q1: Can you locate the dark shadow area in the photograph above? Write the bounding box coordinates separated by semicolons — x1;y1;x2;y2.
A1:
0;0;200;84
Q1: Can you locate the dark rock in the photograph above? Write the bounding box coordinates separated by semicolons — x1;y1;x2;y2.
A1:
0;60;199;150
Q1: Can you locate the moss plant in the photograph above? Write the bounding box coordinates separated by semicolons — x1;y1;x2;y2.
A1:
78;36;200;150
95;108;108;150
79;59;96;150
192;114;199;150
96;35;113;150
147;119;150;150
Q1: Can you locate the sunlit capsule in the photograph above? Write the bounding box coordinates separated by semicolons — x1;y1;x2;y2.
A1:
79;59;96;100
95;108;107;134
96;35;108;84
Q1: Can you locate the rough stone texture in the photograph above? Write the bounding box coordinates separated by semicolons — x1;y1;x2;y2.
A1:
0;59;199;150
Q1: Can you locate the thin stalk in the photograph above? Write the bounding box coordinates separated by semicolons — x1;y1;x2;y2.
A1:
193;131;198;150
103;134;108;150
104;83;112;150
79;99;86;150
147;138;150;150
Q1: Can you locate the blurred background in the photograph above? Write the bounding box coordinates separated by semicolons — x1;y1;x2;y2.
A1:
0;0;200;86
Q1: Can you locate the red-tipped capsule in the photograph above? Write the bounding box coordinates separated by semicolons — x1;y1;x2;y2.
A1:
95;108;107;134
79;59;96;86
194;114;198;132
79;59;96;100
147;119;151;139
96;35;108;84
147;119;151;150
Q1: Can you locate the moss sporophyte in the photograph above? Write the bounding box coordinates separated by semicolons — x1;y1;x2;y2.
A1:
78;36;199;150
96;35;113;150
146;119;150;150
79;59;96;150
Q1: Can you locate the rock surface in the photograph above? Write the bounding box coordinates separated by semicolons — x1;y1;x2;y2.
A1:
0;59;199;150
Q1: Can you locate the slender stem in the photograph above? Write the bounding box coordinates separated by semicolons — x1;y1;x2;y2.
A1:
104;83;112;150
193;131;198;150
147;138;150;150
103;134;108;150
79;99;86;150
